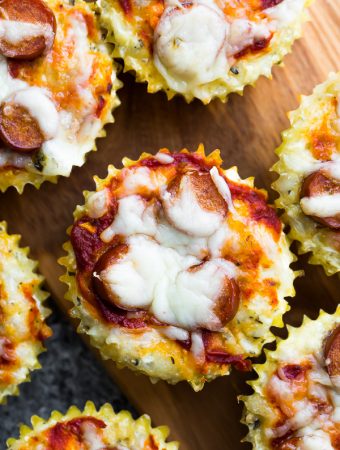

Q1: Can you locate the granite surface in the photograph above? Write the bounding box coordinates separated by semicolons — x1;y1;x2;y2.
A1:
0;305;135;447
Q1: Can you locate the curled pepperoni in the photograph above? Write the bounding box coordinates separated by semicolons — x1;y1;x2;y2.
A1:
213;278;240;328
0;0;56;60
167;170;227;215
162;170;228;236
188;262;239;330
92;244;131;310
300;170;340;229
324;324;340;386
0;101;44;151
183;261;240;331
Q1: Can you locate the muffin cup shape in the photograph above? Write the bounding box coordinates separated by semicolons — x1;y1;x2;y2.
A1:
6;401;178;449
272;72;340;275
60;146;297;391
0;221;51;403
99;0;312;104
0;0;121;193
242;306;340;449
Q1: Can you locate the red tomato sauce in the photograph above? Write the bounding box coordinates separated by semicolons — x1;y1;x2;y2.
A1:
229;181;282;238
47;417;106;449
119;0;132;16
235;34;273;59
202;331;251;371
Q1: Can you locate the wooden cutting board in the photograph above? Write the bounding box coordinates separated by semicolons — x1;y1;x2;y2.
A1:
0;1;339;448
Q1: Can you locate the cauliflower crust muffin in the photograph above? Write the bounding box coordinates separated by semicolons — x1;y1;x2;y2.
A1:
6;401;178;449
99;0;311;103
242;307;340;450
60;146;296;391
0;221;51;403
0;0;121;193
272;73;340;276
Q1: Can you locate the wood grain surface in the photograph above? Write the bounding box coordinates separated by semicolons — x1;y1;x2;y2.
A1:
0;0;339;448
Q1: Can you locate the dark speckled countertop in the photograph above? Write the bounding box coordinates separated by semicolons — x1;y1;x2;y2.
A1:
0;305;135;447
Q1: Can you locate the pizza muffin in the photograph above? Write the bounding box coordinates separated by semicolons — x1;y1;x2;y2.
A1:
0;221;51;403
60;146;296;391
0;0;121;193
99;0;311;104
242;307;340;449
272;73;340;275
6;401;178;449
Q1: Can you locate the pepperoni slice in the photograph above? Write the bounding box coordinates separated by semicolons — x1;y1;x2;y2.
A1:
212;277;240;329
168;170;227;214
300;170;340;229
92;244;131;309
185;262;240;331
162;170;228;236
0;0;56;60
324;324;340;386
0;101;44;151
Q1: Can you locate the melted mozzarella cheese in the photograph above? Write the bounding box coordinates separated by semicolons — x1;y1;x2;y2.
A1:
122;166;160;194
99;235;196;310
0;19;54;48
154;0;229;93
98;172;238;331
0;148;31;169
227;19;271;57
159;258;235;327
210;166;235;212
160;325;189;341
10;87;59;139
265;0;305;28
154;151;174;164
322;158;340;181
153;0;296;94
99;235;235;330
299;430;334;450
81;422;105;450
87;189;109;219
0;55;27;103
190;331;205;362
68;16;96;111
300;194;340;217
289;399;316;430
162;174;224;236
101;195;158;242
268;356;340;446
